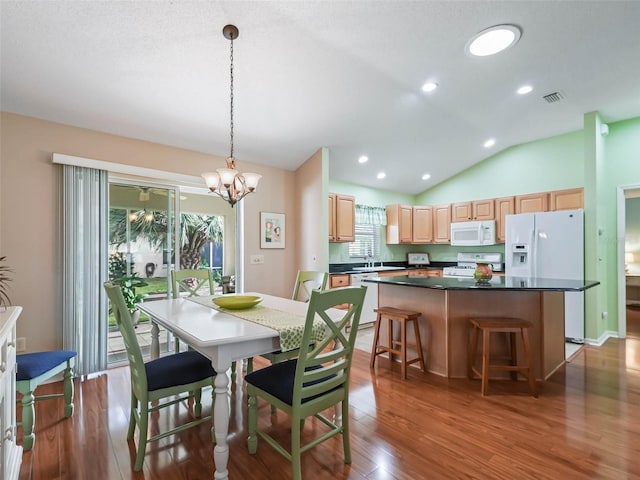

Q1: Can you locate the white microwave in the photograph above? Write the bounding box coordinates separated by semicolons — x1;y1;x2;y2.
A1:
450;220;496;246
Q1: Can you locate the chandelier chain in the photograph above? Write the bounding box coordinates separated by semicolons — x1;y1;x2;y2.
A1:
229;33;234;159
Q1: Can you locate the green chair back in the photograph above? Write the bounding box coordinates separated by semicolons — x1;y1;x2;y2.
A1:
171;269;215;298
291;270;328;302
246;286;367;480
104;281;148;396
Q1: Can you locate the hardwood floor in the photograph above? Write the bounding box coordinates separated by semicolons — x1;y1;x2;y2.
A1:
627;306;640;338
18;338;640;480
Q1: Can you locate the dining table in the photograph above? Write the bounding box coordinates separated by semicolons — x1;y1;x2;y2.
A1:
137;292;344;480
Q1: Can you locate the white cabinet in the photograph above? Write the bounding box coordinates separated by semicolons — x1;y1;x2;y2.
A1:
1;306;22;480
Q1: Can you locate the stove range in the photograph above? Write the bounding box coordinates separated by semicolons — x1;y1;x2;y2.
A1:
441;253;503;278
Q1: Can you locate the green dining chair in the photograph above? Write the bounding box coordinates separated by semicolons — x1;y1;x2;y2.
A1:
171;268;238;378
104;281;216;471
291;270;329;303
247;270;329;376
245;286;367;480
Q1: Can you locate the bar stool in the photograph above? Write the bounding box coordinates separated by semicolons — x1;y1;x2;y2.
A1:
370;306;425;379
468;317;537;397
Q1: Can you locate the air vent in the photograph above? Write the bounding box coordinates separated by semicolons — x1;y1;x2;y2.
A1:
542;91;564;103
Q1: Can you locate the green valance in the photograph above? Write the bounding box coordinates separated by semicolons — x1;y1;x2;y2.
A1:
355;204;387;226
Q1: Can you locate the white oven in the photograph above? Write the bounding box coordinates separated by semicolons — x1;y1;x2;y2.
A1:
350;272;379;325
442;252;503;278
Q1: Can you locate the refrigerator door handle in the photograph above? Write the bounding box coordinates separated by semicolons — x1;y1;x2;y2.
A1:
530;228;537;278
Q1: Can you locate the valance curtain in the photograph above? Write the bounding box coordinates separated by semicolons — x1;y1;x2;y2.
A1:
355;205;387;226
62;165;109;375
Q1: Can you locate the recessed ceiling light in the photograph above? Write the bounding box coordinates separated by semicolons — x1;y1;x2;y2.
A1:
421;82;438;93
466;24;521;57
422;174;431;180
517;85;533;95
377;172;386;180
358;155;369;164
483;138;496;148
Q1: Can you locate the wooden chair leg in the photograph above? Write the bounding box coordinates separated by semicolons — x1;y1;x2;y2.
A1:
63;363;75;417
370;313;382;369
291;414;302;480
134;401;149;471
20;391;35;451
247;394;258;454
400;318;407;380
468;324;479;379
509;332;518;381
520;328;538;397
481;329;491;396
412;318;426;372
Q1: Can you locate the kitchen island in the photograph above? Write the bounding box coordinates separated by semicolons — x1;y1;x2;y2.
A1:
364;276;599;381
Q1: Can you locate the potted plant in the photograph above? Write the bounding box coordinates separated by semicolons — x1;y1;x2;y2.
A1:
0;256;12;310
115;274;148;325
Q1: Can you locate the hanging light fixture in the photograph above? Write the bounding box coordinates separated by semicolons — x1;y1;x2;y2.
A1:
201;24;261;207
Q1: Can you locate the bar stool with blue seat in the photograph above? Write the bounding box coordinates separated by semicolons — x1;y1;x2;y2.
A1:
16;350;77;451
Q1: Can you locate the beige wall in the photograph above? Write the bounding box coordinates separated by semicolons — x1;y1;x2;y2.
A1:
0;112;300;351
294;148;329;274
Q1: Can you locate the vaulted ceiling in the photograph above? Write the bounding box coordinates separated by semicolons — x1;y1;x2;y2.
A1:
2;1;639;194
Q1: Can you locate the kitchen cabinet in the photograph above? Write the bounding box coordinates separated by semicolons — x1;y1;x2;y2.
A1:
452;202;473;222
408;269;442;277
386;204;413;244
329;193;355;242
515;192;549;214
329;274;351;288
412;206;433;243
550;188;583;211
452;200;494;222
433;204;451;243
495;196;515;243
1;307;22;480
473;199;495;220
379;269;407;277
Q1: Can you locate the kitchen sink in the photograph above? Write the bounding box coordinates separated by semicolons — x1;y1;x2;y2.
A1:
352;266;402;272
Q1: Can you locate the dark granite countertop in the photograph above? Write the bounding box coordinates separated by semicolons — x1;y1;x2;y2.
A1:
364;275;600;292
329;262;455;274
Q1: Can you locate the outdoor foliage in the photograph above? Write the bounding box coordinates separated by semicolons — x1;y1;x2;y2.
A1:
108;252;129;280
0;256;12;308
114;274;148;313
109;209;223;271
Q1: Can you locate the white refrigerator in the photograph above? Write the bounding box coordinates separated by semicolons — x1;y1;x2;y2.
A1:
505;209;584;342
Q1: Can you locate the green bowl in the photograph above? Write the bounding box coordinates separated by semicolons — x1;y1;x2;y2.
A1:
212;295;263;310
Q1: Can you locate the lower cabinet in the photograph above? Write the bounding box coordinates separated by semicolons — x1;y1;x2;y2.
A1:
329;274;350;288
1;306;22;480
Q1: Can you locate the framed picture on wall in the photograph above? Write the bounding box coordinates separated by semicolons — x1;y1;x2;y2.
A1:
260;212;286;249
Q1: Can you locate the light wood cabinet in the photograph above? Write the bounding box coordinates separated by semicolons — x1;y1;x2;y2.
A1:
451;202;472;222
408;269;442;277
452;199;494;222
329;274;350;288
473;199;495;220
495;196;515;243
550;188;583;211
433;204;451;243
515;192;549;214
1;307;22;480
379;269;407;278
328;193;355;242
412;206;433;243
386;204;413;244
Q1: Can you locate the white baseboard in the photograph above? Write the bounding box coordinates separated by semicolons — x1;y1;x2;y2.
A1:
585;330;621;347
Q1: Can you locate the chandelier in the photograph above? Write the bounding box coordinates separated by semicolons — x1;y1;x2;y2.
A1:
202;24;261;207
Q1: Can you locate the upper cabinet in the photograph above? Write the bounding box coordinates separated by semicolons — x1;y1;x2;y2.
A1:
495;196;515;243
550;188;584;211
386;204;413;244
433;204;451;243
452;200;495;222
328;193;355;242
515;192;549;214
412;206;433;243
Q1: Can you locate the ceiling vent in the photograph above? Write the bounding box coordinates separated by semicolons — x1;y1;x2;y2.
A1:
542;91;565;103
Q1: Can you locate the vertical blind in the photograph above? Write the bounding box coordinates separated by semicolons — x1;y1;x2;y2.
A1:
62;165;109;375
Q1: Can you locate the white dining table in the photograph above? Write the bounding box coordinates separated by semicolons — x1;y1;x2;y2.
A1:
137;292;343;480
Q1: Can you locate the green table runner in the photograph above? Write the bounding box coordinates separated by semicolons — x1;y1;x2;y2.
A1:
187;296;325;352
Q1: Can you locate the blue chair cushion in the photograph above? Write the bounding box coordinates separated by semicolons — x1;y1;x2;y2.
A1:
145;350;216;391
16;350;77;381
244;359;338;405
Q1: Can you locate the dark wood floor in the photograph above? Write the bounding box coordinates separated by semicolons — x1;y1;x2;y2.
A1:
18;338;640;480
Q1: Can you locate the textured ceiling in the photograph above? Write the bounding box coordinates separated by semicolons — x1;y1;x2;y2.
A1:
2;1;639;194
